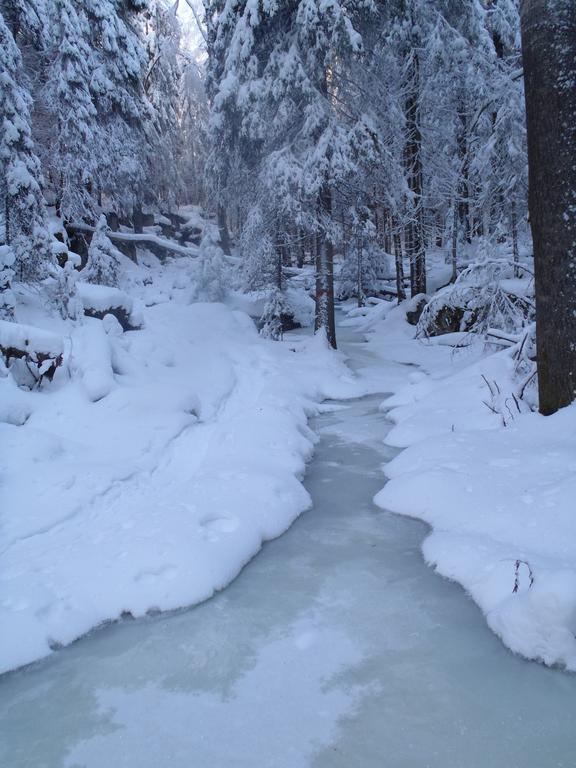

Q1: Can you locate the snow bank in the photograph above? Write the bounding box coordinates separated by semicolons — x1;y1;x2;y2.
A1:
70;319;116;402
348;299;576;670
77;282;133;314
0;319;63;357
0;285;359;673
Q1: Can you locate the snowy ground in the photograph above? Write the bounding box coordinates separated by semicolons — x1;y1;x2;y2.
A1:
343;296;576;671
2;340;576;768
2;244;575;677
1;254;368;674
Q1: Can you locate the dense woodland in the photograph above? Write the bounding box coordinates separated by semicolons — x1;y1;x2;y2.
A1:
0;0;574;414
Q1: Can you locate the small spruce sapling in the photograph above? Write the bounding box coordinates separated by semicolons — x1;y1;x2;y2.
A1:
260;287;289;341
0;245;16;321
50;252;82;320
84;216;122;287
193;230;226;302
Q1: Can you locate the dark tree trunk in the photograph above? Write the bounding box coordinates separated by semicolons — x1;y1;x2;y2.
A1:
217;204;231;255
451;198;458;283
297;229;306;268
356;227;364;308
521;0;576;415
4;195;10;245
314;184;337;349
404;52;426;296
107;212;119;232
133;203;144;234
384;211;392;254
511;199;520;278
393;228;406;303
457;105;471;245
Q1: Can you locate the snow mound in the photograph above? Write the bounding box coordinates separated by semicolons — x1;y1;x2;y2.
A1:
360;296;576;670
77;282;133;314
0;283;362;673
0;319;64;357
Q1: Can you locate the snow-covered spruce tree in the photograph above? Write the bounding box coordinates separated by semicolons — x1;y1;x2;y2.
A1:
83;215;122;287
46;0;99;221
260;287;289;341
142;0;184;210
479;1;527;262
0;0;49;46
84;0;149;218
192;228;226;302
50;251;82;320
0;244;16;320
180;55;209;205
0;11;52;282
354;0;528;295
240;203;280;293
338;208;381;307
204;0;238;255
210;0;377;348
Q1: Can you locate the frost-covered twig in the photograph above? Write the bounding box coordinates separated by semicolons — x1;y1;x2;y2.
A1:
512;560;535;593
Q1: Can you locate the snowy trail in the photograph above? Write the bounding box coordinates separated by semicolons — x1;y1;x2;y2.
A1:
2;325;576;767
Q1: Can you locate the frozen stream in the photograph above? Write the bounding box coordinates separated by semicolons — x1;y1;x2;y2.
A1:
2;327;576;767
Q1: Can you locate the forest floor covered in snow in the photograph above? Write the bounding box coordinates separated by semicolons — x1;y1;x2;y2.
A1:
0;250;370;675
2;244;576;677
343;292;576;671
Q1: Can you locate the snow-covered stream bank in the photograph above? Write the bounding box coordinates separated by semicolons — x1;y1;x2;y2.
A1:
2;329;576;768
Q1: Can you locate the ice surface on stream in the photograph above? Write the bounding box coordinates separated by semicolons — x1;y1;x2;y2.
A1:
1;331;576;767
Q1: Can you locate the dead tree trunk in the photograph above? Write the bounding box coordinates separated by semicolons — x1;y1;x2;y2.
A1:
521;0;576;414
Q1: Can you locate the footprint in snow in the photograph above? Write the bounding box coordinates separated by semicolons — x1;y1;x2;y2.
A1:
198;516;239;540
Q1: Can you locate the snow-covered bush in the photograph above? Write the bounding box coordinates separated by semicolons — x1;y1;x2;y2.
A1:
240;206;279;292
0;319;64;388
50;252;82;321
77;282;140;331
83;216;122;287
260;288;290;340
0;14;52;282
417;260;534;339
191;231;226;302
338;242;385;304
0;245;16;320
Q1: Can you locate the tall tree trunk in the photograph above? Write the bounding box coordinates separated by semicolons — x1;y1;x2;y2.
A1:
511;199;520;278
521;0;576;415
217;204;231;255
404;51;426;296
393;227;406;303
297;229;306;268
451;197;458;283
4;195;10;246
384;211;392;254
457;104;471;246
133;203;143;234
356;227;364;308
314;184;337;349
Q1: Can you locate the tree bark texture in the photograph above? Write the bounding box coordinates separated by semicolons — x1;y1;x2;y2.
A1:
521;0;576;414
404;51;426;296
314;184;337;349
